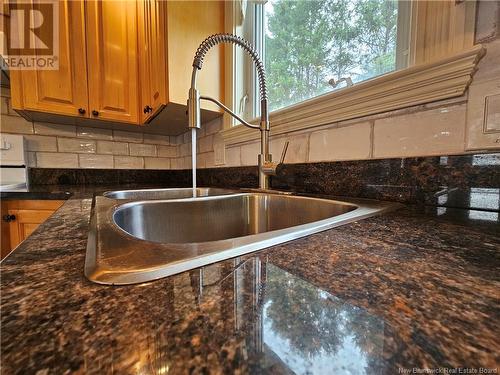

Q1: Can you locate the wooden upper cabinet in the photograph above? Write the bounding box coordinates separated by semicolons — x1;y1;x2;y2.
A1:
7;0;224;131
85;0;140;124
138;0;167;123
9;1;89;118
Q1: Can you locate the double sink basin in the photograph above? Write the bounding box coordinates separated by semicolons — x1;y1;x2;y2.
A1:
85;188;397;285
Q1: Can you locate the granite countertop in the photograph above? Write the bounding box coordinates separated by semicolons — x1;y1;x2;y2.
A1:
0;185;499;374
0;183;169;201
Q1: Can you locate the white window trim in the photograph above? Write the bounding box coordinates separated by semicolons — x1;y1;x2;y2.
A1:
222;0;483;146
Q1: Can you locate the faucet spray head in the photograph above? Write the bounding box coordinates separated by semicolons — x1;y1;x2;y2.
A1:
188;87;200;129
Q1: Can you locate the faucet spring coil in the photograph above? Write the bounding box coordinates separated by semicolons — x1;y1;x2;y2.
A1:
192;33;268;101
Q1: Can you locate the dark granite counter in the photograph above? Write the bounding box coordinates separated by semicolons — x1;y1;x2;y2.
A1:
1;185;499;374
0;189;72;201
0;183;172;200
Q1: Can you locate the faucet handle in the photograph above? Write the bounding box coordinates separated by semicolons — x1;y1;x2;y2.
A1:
279;141;289;164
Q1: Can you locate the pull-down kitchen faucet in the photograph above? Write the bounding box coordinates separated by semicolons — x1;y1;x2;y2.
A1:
188;33;287;190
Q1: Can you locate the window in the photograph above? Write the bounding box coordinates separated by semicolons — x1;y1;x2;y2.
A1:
223;0;481;144
236;0;410;119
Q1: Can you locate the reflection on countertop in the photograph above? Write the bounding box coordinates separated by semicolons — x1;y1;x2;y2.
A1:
260;264;384;374
1;188;498;374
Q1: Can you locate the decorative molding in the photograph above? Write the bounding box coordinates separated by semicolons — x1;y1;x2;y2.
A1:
410;0;476;65
222;45;485;146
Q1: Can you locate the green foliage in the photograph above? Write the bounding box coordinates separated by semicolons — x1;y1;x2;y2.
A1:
265;0;398;111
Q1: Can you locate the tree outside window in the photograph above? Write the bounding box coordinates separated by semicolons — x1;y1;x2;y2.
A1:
265;0;399;111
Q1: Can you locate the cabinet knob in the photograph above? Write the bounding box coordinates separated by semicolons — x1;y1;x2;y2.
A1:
78;108;86;115
144;105;153;114
3;214;16;223
92;110;99;117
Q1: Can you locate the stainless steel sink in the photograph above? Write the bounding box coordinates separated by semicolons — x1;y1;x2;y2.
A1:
113;194;356;243
85;192;398;285
103;187;236;200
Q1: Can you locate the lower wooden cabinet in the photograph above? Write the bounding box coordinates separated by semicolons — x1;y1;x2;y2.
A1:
1;200;65;260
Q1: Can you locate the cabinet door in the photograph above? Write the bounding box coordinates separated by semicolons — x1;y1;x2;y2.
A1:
9;0;89;118
1;202;12;259
138;0;167;123
86;0;140;124
7;209;53;250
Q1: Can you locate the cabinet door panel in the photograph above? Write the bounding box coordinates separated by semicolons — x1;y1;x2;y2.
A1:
148;0;167;113
1;200;64;258
86;1;140;124
8;209;54;250
9;0;89;117
138;0;167;123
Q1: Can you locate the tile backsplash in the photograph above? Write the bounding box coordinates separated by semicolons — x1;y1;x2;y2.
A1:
0;88;178;170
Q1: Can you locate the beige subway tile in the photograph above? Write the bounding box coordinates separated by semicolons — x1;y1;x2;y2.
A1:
373;106;466;158
25;135;57;152
225;146;241;167
57;138;96;153
0;115;34;134
199;134;213;153
112;130;143;143
79;154;114;169
170;158;182;170
114;156;144;169
182;156;192;169
309;122;371;162
1;96;9;115
129;143;157;157
271;133;309;164
168;134;181;145
96;140;129;155
1;94;21;117
5;95;21;117
180;142;191;157
199;152;215;168
158;145;177;158
240;142;259;166
197;153;206;168
37;152;78;168
144;157;171;169
27;152;37;167
34;122;76;137
143;133;170;145
174;134;184;145
205;117;222;135
77;126;113;140
424;95;467;110
183;131;192;143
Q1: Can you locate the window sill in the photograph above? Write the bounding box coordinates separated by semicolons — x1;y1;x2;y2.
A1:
221;45;485;146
